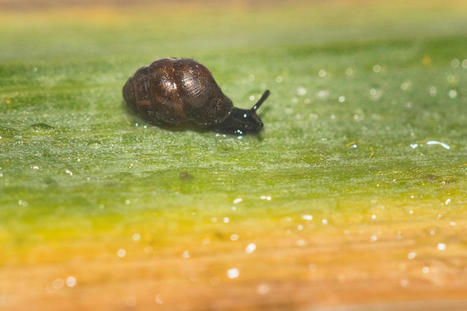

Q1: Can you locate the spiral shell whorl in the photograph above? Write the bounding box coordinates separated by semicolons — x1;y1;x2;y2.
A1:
123;58;233;127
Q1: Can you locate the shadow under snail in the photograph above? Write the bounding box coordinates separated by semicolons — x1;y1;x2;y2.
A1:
122;58;270;135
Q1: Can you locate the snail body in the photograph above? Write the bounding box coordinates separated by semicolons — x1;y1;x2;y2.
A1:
122;58;269;135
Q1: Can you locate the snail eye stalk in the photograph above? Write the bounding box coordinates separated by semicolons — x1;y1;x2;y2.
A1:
251;90;270;112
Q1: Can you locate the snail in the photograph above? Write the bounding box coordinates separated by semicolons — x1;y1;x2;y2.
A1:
122;58;270;135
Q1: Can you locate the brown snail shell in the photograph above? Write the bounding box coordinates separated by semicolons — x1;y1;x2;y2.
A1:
123;58;270;135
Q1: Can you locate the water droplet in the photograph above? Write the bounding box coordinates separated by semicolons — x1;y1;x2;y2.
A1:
426;140;450;150
369;88;382;100
408;252;416;260
257;283;270;295
30;122;54;132
296;87;307;96
448;89;457;99
318;69;327;78
445;198;451;205
245;243;256;254
321;219;328;225
297;224;304;231
88;142;101;150
338;96;346;103
437;243;446;251
296;239;306;246
372;64;382;73
401;80;411;91
132;233;140;241
117;248;126;258
154;295;163;305
446;74;457;84
317;90;329;99
223;217;230;223
52;278;64;290
302;214;313;221
230;234;239;241
66;276;77;288
227;268;239;279
31;165;39;170
233;198;242;204
371;214;376;220
249;95;255;101
410;143;418;149
370;234;378;242
309;113;318;120
65;169;73;176
182;250;190;258
451;58;460;68
422;266;430;274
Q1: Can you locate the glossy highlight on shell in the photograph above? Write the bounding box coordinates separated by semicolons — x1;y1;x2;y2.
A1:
122;58;270;135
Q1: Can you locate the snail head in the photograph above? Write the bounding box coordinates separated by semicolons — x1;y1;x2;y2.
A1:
217;90;270;135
